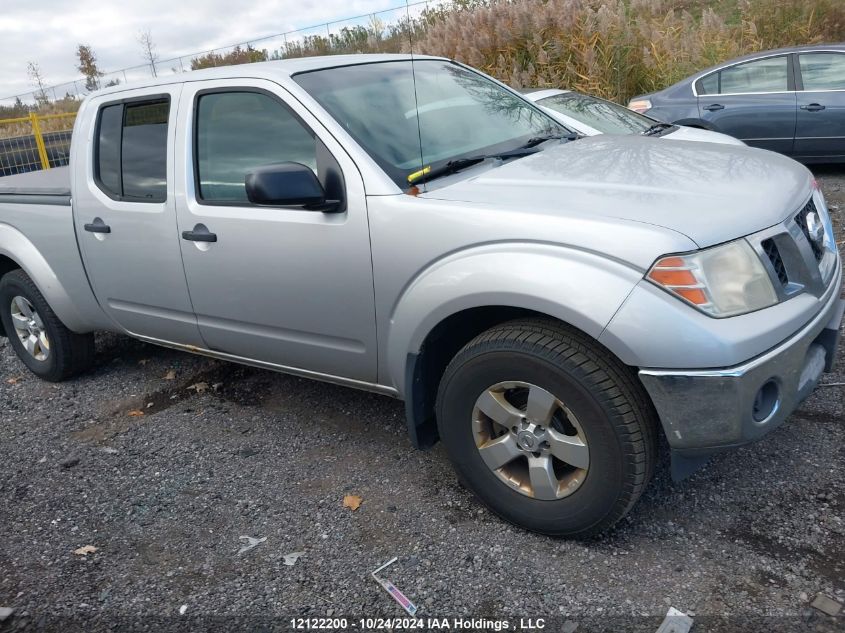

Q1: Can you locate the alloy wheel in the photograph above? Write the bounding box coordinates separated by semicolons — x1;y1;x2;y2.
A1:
10;296;50;361
472;381;589;500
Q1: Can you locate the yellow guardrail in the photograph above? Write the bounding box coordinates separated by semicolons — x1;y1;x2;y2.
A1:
0;112;77;177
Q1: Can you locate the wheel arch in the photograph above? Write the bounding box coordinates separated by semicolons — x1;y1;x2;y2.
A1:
0;224;97;333
0;254;22;337
403;305;644;450
385;246;644;448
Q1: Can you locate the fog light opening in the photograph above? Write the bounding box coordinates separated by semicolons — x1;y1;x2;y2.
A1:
752;379;780;424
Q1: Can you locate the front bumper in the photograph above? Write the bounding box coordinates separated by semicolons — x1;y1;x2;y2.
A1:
639;275;844;480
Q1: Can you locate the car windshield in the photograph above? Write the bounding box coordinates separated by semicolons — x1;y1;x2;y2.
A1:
537;91;656;135
294;60;567;188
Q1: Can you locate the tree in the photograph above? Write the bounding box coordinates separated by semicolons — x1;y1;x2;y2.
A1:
76;44;104;92
138;29;159;77
27;61;50;106
190;45;268;70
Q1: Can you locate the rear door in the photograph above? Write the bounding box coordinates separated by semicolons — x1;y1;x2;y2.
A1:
173;79;377;381
696;54;797;153
73;86;204;345
794;51;845;160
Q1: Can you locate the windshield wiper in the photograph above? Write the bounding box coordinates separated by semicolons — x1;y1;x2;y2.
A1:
407;156;488;186
519;132;579;149
407;135;575;186
642;122;674;137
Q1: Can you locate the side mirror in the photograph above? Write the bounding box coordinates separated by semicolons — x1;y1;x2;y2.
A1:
246;162;337;210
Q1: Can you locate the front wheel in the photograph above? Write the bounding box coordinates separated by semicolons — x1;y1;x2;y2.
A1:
0;269;95;382
436;318;658;538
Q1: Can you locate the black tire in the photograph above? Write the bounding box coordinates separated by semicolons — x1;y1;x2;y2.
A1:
0;269;95;382
436;318;658;538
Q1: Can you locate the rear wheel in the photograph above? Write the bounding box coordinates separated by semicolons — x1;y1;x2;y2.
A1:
0;269;95;381
436;318;658;538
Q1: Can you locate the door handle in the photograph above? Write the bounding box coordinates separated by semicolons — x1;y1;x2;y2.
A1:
182;224;217;243
83;218;111;233
703;103;725;111
801;103;826;112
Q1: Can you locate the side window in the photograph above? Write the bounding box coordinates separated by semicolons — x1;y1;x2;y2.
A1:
718;56;788;94
195;91;317;203
799;53;845;91
95;97;169;202
696;73;719;96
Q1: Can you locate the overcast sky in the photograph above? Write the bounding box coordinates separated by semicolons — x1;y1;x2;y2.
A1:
1;0;416;101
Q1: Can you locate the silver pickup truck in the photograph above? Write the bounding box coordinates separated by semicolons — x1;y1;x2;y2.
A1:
0;55;842;537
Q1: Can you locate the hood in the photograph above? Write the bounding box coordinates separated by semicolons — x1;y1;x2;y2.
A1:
420;135;812;248
664;125;746;146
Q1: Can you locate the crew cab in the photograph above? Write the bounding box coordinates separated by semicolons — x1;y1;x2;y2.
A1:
0;55;842;537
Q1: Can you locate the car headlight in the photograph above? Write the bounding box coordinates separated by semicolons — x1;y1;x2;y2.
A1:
628;99;652;113
647;239;779;317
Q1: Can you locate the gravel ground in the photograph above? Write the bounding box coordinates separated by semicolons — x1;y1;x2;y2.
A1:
1;170;844;633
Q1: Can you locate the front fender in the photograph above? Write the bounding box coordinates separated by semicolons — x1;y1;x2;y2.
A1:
0;223;100;332
385;243;644;396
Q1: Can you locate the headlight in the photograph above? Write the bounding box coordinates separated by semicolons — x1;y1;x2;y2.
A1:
628;99;652;113
647;239;779;317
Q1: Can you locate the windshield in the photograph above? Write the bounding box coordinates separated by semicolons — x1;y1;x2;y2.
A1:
537;92;657;135
294;60;567;188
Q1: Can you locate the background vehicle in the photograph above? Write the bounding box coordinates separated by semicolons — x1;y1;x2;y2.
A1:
629;44;845;162
524;88;744;145
0;55;842;538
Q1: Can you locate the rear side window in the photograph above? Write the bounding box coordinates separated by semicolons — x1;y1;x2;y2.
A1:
696;73;719;96
799;52;845;90
95;97;169;202
195;91;316;203
717;56;789;94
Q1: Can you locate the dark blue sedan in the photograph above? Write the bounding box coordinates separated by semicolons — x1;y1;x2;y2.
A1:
629;44;845;163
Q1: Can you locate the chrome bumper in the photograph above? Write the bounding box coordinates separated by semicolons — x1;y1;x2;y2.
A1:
639;276;844;480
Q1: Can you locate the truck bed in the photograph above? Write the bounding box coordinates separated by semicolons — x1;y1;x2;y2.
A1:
0;166;71;201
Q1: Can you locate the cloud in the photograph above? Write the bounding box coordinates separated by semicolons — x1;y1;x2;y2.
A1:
1;0;415;103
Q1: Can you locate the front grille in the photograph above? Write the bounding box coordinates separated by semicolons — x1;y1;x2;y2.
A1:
795;198;825;262
762;238;788;287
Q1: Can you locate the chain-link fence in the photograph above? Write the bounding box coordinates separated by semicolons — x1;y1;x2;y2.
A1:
0;112;76;176
0;0;437;111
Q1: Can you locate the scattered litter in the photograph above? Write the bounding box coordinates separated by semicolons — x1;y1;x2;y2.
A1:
127;409;145;417
561;621;577;633
179;604;188;616
0;607;13;622
163;369;176;380
371;557;418;616
73;545;98;556
655;607;693;633
187;382;209;393
818;382;844;388
138;359;150;366
343;494;363;511
237;535;267;556
5;376;21;385
100;447;119;455
283;551;306;566
811;594;842;617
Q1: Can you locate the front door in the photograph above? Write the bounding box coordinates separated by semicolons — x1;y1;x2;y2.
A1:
73;86;204;346
794;51;845;160
697;54;797;153
173;79;378;382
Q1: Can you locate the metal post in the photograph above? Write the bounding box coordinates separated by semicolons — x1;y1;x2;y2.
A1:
29;113;50;170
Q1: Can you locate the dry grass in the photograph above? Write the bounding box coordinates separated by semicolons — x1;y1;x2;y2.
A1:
415;0;845;102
